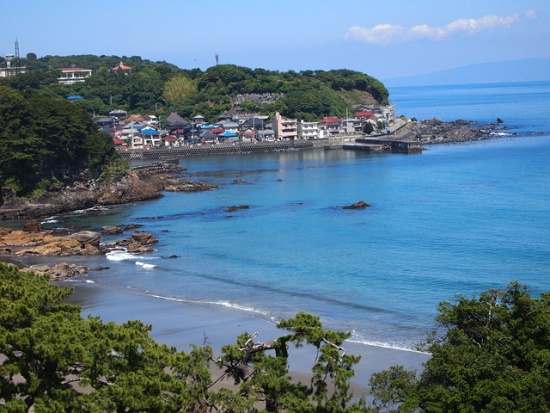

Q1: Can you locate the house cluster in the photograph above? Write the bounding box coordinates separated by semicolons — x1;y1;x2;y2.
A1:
58;61;131;84
98;106;395;150
0;52;130;83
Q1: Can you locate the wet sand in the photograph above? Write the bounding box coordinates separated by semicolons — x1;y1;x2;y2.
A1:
61;280;431;391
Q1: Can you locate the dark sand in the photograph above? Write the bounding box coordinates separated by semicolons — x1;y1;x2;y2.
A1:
62;281;430;393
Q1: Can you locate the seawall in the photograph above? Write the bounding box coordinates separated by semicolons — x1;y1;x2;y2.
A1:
118;141;315;160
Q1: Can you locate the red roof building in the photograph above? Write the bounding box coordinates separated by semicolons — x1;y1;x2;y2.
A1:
320;116;340;125
112;61;132;72
355;110;373;119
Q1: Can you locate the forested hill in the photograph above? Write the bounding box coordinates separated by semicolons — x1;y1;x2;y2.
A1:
0;54;389;122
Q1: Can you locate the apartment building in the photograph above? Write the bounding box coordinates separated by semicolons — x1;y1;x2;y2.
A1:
297;120;320;140
273;112;298;140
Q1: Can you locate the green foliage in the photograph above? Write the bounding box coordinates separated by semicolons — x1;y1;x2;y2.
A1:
0;85;119;197
0;263;214;412
4;261;548;413
363;122;374;134
369;366;417;413
97;158;130;183
371;282;550;413
218;312;365;412
8;55;389;122
0;263;369;412
162;75;197;106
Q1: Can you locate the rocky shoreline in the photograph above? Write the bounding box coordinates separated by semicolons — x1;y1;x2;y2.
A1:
394;118;510;144
0;117;522;281
0;119;517;223
0;219;161;280
0;163;218;221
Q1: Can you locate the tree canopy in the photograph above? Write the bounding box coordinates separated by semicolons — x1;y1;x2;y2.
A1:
0;263;368;412
0;55;389;123
0;85;119;198
369;281;550;413
1;262;548;412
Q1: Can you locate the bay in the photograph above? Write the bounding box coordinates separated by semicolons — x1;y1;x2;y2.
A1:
28;81;550;352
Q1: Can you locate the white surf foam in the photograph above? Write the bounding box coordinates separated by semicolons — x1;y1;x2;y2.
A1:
347;330;429;354
41;217;59;224
149;295;270;317
106;249;137;262
136;261;157;269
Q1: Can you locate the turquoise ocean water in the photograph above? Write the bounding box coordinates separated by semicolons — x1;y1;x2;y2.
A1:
31;81;550;351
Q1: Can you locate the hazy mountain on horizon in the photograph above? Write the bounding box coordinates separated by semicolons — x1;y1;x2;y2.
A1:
384;58;550;87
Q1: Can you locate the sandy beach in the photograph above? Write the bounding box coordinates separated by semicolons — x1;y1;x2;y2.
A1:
60;280;430;393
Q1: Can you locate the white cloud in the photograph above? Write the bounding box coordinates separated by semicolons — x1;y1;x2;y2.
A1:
346;12;529;45
346;24;405;45
526;10;537;20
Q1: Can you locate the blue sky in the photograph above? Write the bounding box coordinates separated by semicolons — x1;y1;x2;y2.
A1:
2;0;549;81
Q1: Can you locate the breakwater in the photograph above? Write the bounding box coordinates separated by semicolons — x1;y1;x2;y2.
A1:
350;137;423;153
118;141;315;160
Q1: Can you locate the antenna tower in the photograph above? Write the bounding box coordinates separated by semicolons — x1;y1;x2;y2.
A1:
215;53;219;65
14;39;21;74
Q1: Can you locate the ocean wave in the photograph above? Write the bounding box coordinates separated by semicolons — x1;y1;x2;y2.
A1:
85;279;95;284
347;331;428;354
205;300;271;317
70;205;111;215
149;294;272;318
106;249;160;264
106;250;138;261
136;261;157;269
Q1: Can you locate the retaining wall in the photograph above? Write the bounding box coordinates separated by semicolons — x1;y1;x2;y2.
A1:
118;141;314;160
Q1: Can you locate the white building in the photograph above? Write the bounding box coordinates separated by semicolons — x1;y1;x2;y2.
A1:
297;121;320;140
58;67;92;84
341;118;363;134
0;54;26;78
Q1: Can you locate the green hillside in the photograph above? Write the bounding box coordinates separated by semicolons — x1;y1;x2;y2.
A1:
0;55;389;122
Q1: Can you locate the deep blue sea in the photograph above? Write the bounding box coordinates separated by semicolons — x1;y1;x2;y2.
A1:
34;81;550;351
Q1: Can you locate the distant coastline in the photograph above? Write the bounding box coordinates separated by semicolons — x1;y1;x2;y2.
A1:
384;58;550;87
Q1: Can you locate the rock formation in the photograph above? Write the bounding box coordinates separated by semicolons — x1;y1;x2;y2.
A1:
0;171;164;220
343;200;371;210
163;180;219;192
20;262;88;281
395;119;508;144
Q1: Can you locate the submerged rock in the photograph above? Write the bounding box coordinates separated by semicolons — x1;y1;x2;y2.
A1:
343;200;371;210
225;205;250;213
163;180;218;192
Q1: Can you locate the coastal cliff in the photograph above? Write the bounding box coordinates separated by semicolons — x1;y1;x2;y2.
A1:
0;171;163;221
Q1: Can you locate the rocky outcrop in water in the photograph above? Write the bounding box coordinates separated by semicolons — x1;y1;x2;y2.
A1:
107;231;159;253
0;221;158;257
0;171;164;221
0;221;163;280
0;227;103;257
343;200;371;210
395;119;508;144
163;179;219;192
